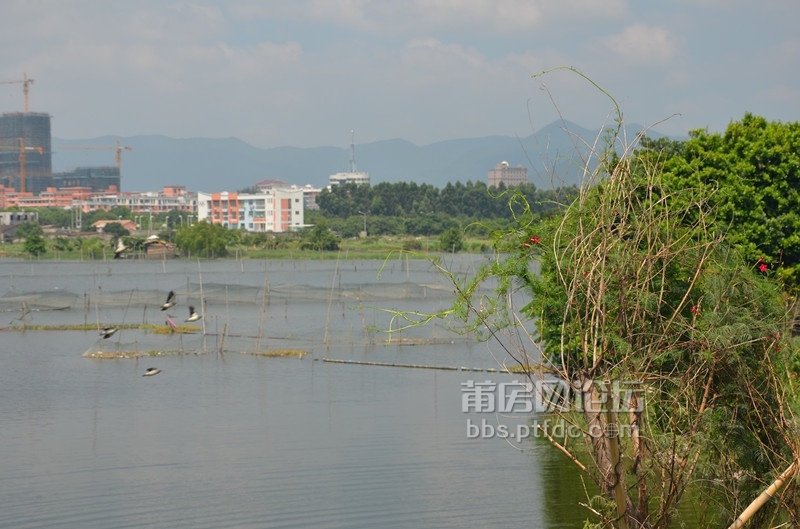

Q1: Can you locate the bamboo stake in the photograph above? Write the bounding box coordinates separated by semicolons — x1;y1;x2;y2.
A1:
605;380;629;529
324;252;341;348
218;322;227;354
726;461;798;529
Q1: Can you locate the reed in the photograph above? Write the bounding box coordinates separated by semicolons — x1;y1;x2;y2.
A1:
242;349;308;358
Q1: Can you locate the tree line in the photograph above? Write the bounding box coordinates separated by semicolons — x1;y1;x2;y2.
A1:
312;180;579;237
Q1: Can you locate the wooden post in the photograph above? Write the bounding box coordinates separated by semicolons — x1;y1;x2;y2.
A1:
726;461;797;529
605;380;629;529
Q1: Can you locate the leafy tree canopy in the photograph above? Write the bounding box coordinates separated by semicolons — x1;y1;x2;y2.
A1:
438;227;465;253
174;220;229;258
23;233;46;256
103;222;129;238
300;219;340;251
16;221;43;240
637;112;800;288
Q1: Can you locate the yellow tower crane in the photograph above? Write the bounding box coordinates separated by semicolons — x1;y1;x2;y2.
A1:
0;73;35;112
60;139;133;174
0;138;44;193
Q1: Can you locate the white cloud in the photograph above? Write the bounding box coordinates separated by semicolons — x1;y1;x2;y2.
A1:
407;0;627;32
294;0;627;35
1;0;797;148
407;0;543;31
604;24;681;64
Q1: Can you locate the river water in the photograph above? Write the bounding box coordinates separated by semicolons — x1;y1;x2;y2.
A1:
0;255;588;528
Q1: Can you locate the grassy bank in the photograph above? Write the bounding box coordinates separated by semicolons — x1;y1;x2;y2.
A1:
0;235;492;261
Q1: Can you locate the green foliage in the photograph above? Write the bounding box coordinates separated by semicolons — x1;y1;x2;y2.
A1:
165;209;187;229
174;220;229;257
300;219;340;251
107;206;132;220
125;235;147;252
51;236;78;252
241;231;271;247
79;237;107;258
438;127;799;527
225;228;245;247
16;221;43;240
638;113;800;288
34;207;73;228
314;180;578;237
438;227;465;253
23;233;46;256
102;222;129;238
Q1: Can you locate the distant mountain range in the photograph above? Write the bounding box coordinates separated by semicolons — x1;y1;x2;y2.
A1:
52;120;678;193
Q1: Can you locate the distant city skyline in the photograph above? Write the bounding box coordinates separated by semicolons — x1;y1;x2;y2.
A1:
1;1;797;150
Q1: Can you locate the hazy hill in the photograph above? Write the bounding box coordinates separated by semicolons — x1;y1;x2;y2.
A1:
52;120;675;193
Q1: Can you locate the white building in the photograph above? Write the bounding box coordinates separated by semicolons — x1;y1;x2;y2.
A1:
488;161;528;187
81;186;196;214
197;187;305;233
329;171;370;186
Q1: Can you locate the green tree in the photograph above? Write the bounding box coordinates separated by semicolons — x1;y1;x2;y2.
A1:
51;236;77;252
103;222;129;238
16;221;43;241
35;207;73;228
174;220;229;258
23;234;46;256
108;206;132;220
300;220;340;251
165;209;183;229
80;237;107;259
438;227;464;253
638;113;800;287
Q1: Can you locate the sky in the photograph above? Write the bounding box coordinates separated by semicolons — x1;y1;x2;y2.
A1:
1;1;798;149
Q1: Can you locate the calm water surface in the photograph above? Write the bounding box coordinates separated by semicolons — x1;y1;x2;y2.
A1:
0;256;586;528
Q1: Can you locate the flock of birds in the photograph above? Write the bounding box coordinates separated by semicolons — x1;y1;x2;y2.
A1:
98;289;203;378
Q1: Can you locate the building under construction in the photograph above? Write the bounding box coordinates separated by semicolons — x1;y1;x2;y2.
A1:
0;112;53;194
53;166;119;192
1;73;125;195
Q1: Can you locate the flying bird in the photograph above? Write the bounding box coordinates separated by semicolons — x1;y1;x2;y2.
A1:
114;238;127;259
185;306;201;322
161;290;176;311
100;326;118;339
143;367;161;377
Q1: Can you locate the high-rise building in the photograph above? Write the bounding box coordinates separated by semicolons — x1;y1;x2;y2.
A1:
0;112;53;193
488;161;528;188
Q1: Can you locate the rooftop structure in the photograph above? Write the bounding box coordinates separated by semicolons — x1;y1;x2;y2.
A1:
329;130;370;187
